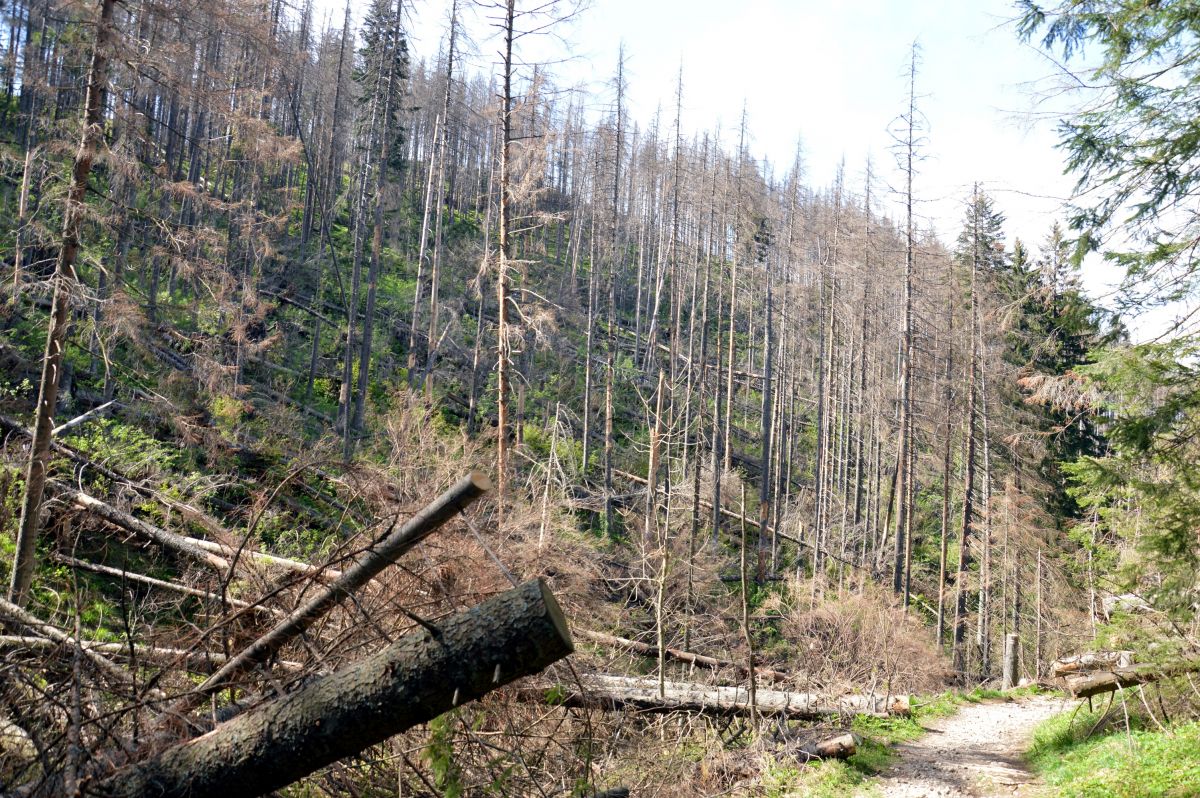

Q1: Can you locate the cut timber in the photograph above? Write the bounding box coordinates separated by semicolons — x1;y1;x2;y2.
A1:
1051;651;1134;678
185;471;491;702
578;629;792;683
521;674;910;720
91;579;573;798
1002;633;1019;689
797;732;860;761
1064;659;1200;699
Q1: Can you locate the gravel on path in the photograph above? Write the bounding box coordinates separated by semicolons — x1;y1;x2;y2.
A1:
870;695;1067;798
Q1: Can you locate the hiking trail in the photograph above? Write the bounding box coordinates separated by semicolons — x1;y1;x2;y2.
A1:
871;695;1065;797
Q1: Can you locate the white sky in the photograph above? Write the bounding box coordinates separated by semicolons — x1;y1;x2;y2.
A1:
318;0;1167;332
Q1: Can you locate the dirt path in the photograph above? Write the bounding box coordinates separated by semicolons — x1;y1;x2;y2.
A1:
870;695;1066;797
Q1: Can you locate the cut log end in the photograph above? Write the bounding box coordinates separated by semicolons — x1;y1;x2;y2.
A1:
468;469;494;493
536;577;574;654
797;732;860;761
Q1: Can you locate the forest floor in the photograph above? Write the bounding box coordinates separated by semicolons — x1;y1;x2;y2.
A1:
868;694;1066;797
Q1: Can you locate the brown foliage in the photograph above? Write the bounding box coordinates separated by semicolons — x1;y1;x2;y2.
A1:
780;579;955;695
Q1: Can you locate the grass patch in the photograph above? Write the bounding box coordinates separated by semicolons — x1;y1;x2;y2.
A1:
761;755;878;797
1028;705;1200;797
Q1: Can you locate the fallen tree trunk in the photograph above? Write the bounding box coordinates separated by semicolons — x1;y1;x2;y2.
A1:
0;635;302;673
1;412;338;578
186;471;491;702
51;399;118;436
91;578;573;798
578;629;793;683
51;553;282;617
48;481;232;571
182;535;342;581
797;732;860;761
0;598;140;690
1051;651;1134;678
1064;659;1200;699
519;674;910;720
49;481;343;581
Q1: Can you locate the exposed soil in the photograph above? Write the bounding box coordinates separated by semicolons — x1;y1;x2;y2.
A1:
872;695;1066;797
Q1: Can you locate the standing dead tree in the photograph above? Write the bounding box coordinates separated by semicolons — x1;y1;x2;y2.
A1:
8;0;117;607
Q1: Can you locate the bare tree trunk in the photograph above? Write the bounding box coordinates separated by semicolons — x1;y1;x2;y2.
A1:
9;0;117;606
495;0;516;520
424;3;459;396
976;369;993;677
581;213;597;475
952;185;981;677
937;257;955;648
893;46;920;606
739;483;757;720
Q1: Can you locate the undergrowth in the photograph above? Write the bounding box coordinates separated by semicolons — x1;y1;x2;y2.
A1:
1029;702;1200;798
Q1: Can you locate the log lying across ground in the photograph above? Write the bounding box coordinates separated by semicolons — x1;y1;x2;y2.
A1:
0;635;302;674
51;553;283;617
519;673;910;720
797;732;860;761
2;412;344;580
48;481;232;571
0;597;139;690
92;579;574;798
1051;650;1134;678
578;629;793;683
1064;658;1200;699
47;481;344;581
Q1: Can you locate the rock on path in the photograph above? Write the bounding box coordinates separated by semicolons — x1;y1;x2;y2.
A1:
871;695;1066;797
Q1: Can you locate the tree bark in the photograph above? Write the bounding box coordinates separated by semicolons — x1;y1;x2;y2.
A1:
1051;651;1134;678
1002;633;1019;689
92;579;574;798
8;0;117;607
524;673;910;720
797;733;860;761
1063;659;1200;699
